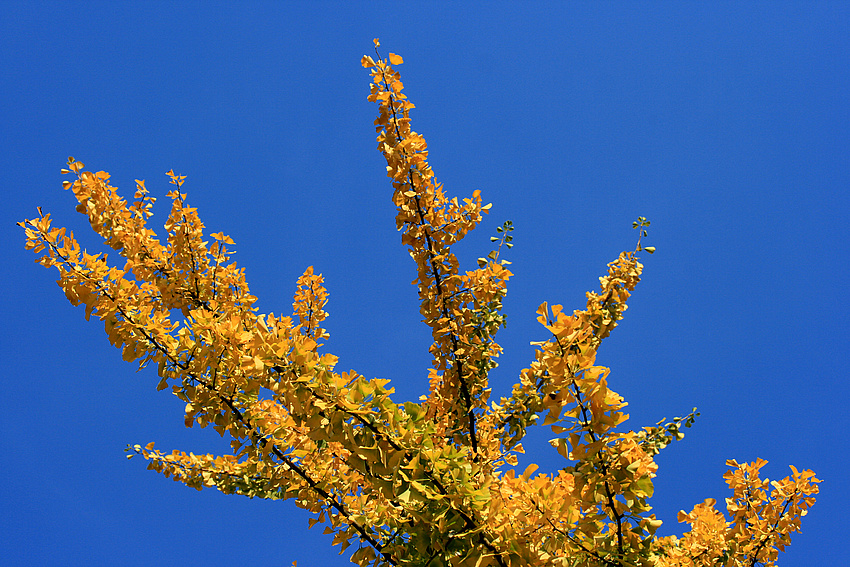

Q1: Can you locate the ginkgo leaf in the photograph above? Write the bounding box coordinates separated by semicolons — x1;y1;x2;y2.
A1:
521;463;539;480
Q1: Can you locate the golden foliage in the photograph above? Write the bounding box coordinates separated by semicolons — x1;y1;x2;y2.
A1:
20;43;817;567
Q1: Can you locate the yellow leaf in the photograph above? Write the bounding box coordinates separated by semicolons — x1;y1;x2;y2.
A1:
389;53;403;65
521;463;539;480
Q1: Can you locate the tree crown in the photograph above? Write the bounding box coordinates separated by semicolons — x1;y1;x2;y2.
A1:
19;40;818;567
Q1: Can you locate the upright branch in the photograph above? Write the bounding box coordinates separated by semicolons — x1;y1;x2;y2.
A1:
363;40;508;459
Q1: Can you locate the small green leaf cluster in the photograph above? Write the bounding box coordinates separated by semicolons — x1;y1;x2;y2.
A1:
633;217;655;254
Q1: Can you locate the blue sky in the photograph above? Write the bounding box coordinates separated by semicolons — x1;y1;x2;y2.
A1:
2;2;847;565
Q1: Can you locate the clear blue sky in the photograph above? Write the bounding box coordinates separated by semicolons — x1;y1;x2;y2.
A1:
2;2;847;565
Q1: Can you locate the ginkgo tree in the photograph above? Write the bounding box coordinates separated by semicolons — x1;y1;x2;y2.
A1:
20;40;817;567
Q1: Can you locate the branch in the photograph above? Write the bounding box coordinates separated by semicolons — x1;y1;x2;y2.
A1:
376;52;480;457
